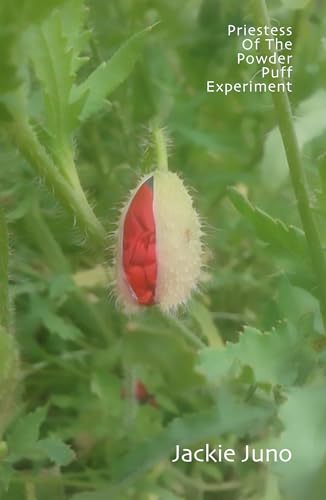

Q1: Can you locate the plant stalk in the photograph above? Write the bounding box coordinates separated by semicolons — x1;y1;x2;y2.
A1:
10;119;106;249
154;127;169;172
252;0;326;331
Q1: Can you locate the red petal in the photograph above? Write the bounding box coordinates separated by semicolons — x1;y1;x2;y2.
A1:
122;177;157;305
134;381;149;401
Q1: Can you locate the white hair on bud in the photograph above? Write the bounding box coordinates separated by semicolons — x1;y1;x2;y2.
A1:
113;170;203;314
153;170;203;312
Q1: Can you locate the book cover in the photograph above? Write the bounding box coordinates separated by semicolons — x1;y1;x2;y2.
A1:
0;0;325;499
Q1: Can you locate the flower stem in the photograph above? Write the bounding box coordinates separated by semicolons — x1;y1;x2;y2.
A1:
252;0;326;331
10;119;106;249
154;127;169;172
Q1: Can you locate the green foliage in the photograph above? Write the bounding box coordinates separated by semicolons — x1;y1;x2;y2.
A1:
75;26;154;123
228;187;308;261
72;390;272;499
28;0;88;141
37;436;75;466
0;0;326;499
197;324;314;386
274;384;326;499
6;407;47;460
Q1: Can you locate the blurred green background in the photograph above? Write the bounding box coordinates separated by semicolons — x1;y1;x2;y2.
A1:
1;0;326;499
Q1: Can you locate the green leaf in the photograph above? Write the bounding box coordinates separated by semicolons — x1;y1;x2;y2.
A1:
32;296;82;341
71;390;271;499
273;384;326;500
113;390;270;479
38;436;75;466
42;310;83;341
189;299;223;347
277;280;324;335
6;407;47;460
197;325;314;387
48;275;76;302
28;0;87;140
0;1;67;97
228;187;308;261
74;25;154;122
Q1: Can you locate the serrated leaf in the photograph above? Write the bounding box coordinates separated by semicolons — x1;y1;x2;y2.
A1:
261;90;326;191
38;436;75;466
28;0;87;140
273;384;326;500
71;390;271;500
6;407;47;460
48;275;76;302
113;390;270;479
277;280;323;335
74;26;154;122
228;187;308;261
0;0;67;97
42;311;83;341
197;325;314;387
32;296;82;341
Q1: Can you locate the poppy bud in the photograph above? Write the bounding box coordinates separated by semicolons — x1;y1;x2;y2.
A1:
121;379;158;408
114;170;203;313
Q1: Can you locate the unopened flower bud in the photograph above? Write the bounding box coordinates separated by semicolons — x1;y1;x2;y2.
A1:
114;170;203;313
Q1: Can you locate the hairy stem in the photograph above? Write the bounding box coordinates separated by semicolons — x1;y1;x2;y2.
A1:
10;119;106;249
252;0;326;331
154;127;169;172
